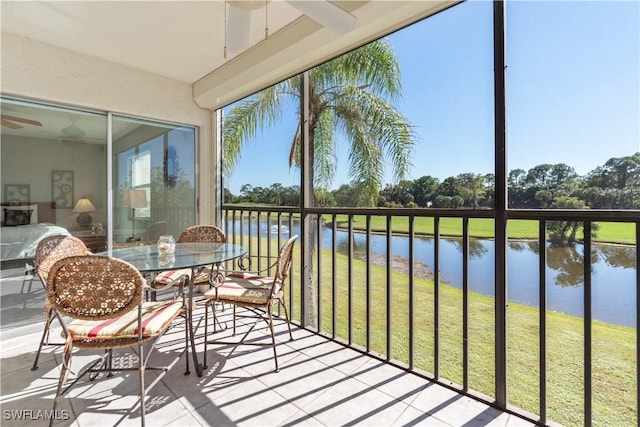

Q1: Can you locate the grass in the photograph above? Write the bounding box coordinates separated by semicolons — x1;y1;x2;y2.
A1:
225;207;637;245
237;236;637;427
311;249;637;427
331;215;637;245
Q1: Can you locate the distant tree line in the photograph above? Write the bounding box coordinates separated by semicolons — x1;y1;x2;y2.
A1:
225;153;640;211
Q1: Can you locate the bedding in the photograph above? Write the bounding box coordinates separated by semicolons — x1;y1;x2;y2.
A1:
1;222;70;261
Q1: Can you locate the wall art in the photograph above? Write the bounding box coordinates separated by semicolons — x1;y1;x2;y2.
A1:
4;184;30;205
51;170;74;209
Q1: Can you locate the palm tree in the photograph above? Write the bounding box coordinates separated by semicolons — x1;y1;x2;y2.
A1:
222;38;415;326
223;38;415;206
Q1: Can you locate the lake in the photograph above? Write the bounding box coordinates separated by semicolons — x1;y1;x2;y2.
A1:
228;220;637;328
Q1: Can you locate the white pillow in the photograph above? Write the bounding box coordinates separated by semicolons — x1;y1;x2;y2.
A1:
3;204;38;223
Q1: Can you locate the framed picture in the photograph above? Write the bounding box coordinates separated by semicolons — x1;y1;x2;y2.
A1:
4;184;30;205
51;170;74;209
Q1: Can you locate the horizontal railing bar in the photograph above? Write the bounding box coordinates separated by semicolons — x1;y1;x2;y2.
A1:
223;205;640;222
506;209;640;222
223;205;300;214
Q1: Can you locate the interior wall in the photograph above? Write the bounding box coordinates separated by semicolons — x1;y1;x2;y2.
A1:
0;32;216;224
1;136;107;230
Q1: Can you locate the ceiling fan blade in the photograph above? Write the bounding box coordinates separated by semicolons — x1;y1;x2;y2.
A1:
0;115;42;127
1;118;23;130
286;1;356;34
227;4;252;53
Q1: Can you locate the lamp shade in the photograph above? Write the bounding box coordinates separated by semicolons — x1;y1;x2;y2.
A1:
122;190;147;209
72;197;96;213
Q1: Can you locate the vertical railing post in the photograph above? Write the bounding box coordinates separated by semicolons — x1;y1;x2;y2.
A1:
539;220;548;424
493;0;508;408
434;216;441;379
462;216;469;392
332;214;337;338
386;215;393;361
300;71;315;328
408;215;415;370
366;214;372;352
636;221;639;424
584;221;592;427
348;215;354;345
317;214;322;330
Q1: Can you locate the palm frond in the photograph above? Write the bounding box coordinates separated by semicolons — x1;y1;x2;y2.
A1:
313;38;403;104
333;86;415;187
222;37;415;206
222;84;292;175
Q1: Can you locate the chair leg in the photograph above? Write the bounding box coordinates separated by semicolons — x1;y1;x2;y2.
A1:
138;341;146;427
279;298;294;341
107;350;114;376
212;302;218;334
184;313;190;375
203;302;210;369
32;307;55;371
50;343;74;427
265;308;279;373
50;361;68;427
21;266;36;309
232;305;237;335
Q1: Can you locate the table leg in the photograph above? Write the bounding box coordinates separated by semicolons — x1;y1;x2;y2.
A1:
187;267;204;377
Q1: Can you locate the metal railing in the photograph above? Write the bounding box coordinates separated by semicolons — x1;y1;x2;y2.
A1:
222;204;639;427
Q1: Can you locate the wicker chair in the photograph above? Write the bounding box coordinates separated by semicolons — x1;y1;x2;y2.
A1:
31;235;90;371
202;234;298;372
47;255;186;426
151;225;226;295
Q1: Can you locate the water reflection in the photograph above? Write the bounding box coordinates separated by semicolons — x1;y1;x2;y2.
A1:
227;219;637;327
509;240;539;253
598;245;637;269
449;237;490;259
546;245;595;288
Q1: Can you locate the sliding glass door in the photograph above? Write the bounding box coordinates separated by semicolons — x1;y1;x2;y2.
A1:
112;115;196;245
0;97;197;262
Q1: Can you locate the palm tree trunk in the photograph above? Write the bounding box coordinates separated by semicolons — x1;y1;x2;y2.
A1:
301;75;318;328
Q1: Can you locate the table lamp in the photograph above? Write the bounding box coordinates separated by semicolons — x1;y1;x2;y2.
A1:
72;197;96;227
122;190;147;242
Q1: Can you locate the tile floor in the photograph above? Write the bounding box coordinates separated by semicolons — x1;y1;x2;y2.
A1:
1;266;536;426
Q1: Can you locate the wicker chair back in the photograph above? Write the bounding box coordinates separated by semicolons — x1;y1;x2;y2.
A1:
35;235;89;281
177;225;226;243
47;255;145;321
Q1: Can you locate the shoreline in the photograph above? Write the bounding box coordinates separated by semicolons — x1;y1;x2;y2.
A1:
353;252;436;281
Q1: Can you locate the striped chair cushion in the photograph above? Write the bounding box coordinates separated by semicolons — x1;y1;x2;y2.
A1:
153;267;213;286
203;272;277;305
66;301;183;340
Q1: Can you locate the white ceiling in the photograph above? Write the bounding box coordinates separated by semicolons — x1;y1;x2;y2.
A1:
1;0;456;109
0;0;303;83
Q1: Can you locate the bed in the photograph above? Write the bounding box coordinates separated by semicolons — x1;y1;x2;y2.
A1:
1;202;70;263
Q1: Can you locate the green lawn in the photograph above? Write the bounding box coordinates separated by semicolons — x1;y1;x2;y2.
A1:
330;215;637;245
225;206;637;245
229;218;637;426
255;241;635;427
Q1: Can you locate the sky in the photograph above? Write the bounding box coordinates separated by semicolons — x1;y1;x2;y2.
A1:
224;1;639;195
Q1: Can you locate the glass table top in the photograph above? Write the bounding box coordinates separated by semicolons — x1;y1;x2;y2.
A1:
95;242;247;273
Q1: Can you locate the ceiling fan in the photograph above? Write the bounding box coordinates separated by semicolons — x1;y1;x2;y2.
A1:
61;118;86;139
1;114;42;130
57;118;104;145
226;0;357;54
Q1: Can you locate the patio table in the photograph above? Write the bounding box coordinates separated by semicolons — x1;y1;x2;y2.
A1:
96;242;247;377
